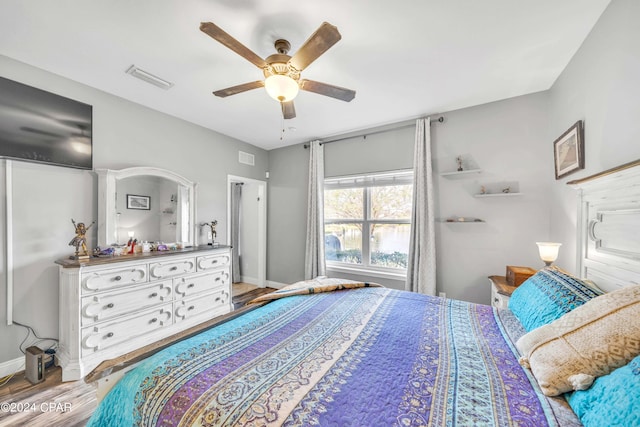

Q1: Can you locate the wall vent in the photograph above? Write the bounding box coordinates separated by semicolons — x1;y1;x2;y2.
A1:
125;65;174;90
239;151;255;166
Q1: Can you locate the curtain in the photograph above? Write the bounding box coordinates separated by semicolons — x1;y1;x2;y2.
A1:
304;140;326;279
230;182;242;283
406;118;436;295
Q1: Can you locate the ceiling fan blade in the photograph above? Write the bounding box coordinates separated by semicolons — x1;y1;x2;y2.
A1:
200;22;267;69
281;101;296;119
300;79;356;102
213;80;264;98
289;22;341;71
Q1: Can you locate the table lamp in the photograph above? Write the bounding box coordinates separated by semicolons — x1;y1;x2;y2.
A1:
536;242;562;266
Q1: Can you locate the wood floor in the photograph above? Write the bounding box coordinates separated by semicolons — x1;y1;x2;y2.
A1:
0;283;273;427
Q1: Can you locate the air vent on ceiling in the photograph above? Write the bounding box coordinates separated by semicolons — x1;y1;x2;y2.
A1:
125;65;174;90
239;151;255;166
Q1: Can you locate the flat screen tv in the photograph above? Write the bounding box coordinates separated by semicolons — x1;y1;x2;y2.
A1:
0;76;92;170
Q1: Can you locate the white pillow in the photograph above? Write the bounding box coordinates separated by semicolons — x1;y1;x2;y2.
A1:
516;285;640;396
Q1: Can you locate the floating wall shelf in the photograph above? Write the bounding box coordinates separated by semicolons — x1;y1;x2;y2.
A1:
438;218;485;223
440;169;483;179
474;192;523;198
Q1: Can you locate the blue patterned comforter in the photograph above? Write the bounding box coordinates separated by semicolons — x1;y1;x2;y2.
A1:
89;285;570;426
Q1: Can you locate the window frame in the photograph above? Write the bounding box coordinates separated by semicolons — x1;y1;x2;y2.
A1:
324;169;413;275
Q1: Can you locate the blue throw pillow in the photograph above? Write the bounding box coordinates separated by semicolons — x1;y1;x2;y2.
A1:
567;355;640;427
508;266;602;331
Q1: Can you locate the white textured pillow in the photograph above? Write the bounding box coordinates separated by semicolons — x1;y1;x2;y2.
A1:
516;285;640;396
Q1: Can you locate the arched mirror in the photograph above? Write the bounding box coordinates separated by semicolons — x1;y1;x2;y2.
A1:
96;167;197;247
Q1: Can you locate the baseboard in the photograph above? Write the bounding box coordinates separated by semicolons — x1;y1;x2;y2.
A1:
239;277;287;289
239;276;260;286
266;280;288;289
0;355;24;380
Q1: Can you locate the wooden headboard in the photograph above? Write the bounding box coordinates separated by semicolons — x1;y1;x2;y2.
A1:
569;160;640;292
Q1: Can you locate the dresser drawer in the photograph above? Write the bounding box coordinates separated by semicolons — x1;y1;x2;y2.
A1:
80;280;172;326
149;258;195;280
174;289;229;322
491;285;510;309
197;252;231;271
174;270;229;298
82;265;147;293
81;304;172;355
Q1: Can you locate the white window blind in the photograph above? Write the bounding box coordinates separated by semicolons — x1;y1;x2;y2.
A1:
325;169;413;189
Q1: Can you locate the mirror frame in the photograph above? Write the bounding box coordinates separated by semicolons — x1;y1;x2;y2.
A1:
96;167;197;247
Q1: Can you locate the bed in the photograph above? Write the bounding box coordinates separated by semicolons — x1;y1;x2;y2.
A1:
87;161;640;427
88;278;579;426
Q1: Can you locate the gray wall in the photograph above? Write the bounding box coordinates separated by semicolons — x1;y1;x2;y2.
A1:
433;92;551;303
547;0;640;272
267;91;552;302
324;125;416;177
266;144;309;284
0;54;268;367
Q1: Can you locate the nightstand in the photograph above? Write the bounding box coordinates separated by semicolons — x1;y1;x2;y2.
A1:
488;275;518;309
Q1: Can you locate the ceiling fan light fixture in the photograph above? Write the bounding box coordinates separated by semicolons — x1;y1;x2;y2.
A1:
264;74;299;102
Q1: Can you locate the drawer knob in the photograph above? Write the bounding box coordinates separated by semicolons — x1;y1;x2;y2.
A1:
150;318;158;323
215;277;221;282
212;260;218;264
150;292;158;298
188;305;195;311
105;332;114;338
113;275;122;281
187;283;195;289
215;297;221;302
105;303;114;309
494;298;499;303
170;266;178;271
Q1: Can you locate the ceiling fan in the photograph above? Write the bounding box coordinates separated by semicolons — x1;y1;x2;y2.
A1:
200;21;356;119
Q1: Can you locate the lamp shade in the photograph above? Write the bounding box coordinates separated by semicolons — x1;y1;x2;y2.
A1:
536;242;562;266
264;75;299;102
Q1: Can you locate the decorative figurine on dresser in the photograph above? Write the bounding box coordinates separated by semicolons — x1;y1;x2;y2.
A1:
69;219;95;259
202;220;218;246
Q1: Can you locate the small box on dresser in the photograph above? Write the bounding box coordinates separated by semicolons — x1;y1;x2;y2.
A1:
505;266;536;287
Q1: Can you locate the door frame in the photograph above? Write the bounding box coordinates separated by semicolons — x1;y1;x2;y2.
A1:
227;175;267;287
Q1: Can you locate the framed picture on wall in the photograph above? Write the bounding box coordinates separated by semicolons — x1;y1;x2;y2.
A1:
553;120;584;179
127;194;151;210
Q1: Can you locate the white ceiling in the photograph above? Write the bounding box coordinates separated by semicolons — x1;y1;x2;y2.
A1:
0;1;610;151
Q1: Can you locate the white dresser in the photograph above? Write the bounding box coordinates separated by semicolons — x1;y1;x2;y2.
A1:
56;246;232;381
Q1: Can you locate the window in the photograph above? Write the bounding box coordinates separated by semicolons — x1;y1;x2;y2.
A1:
324;170;413;272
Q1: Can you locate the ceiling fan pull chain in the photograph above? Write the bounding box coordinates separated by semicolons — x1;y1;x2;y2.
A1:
280;108;285;140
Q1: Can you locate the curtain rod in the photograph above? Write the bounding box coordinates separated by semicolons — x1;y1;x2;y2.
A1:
303;116;443;148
